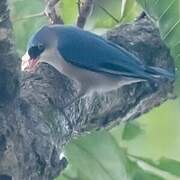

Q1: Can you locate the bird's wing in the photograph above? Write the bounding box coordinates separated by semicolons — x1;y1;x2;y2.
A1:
56;26;150;79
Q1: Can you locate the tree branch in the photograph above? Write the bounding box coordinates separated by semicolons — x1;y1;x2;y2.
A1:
76;0;94;28
44;0;64;24
0;0;19;105
0;1;21;180
14;12;44;22
0;1;175;178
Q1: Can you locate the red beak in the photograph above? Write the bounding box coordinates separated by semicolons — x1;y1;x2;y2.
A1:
27;59;39;72
21;52;39;72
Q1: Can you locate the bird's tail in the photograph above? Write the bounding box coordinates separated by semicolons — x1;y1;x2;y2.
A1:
145;66;175;82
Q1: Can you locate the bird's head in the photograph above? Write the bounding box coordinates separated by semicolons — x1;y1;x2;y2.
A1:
21;25;56;72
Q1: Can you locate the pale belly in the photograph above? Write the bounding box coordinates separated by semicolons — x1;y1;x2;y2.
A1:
39;48;144;95
61;63;141;93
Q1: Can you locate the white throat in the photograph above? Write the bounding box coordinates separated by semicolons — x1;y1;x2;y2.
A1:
39;48;65;73
39;48;81;83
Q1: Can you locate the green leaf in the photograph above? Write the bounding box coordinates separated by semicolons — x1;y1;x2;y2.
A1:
133;171;164;180
88;0;140;29
59;0;78;25
11;0;47;54
63;131;130;180
55;175;69;180
130;156;180;177
58;131;169;180
136;0;180;92
128;160;164;180
122;122;143;141
87;0;121;29
120;0;142;24
157;158;180;177
137;0;180;45
56;163;78;180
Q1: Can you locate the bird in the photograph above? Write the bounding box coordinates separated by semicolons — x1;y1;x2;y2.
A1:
22;24;174;105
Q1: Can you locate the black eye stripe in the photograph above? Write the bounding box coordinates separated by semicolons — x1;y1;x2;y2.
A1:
28;45;45;59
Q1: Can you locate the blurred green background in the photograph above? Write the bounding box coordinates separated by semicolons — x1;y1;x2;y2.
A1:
10;0;180;179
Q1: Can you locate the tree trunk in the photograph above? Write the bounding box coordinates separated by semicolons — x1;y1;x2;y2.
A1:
0;1;174;180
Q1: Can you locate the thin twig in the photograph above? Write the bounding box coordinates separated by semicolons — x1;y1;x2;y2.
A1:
14;12;44;22
76;0;120;28
76;0;94;28
44;0;64;24
14;0;64;24
77;0;81;15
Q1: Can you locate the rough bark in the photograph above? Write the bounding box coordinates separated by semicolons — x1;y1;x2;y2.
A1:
0;1;175;180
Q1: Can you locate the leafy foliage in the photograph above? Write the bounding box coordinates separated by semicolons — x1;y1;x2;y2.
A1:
122;122;143;141
56;131;177;180
10;0;47;54
130;155;180;177
58;0;140;29
120;0;141;24
59;0;78;25
61;131;129;180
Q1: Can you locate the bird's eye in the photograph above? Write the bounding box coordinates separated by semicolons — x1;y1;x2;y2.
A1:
28;44;45;59
37;44;44;51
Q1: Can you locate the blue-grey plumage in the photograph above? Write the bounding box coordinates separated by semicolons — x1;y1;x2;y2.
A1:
22;25;174;97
